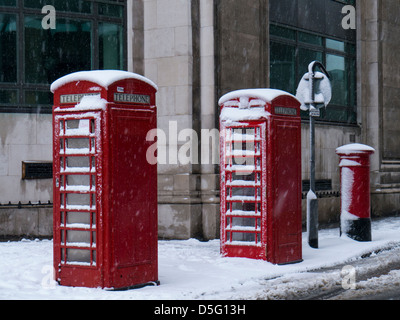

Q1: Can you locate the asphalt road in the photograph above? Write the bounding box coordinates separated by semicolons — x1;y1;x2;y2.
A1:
306;246;400;300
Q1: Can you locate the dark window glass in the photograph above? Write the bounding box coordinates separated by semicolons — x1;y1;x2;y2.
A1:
24;0;91;13
0;1;126;112
99;22;124;70
25;90;53;105
0;89;17;103
299;32;322;47
24;17;92;84
99;3;123;18
0;0;16;6
270;25;356;124
0;14;17;83
270;42;295;94
326;53;347;106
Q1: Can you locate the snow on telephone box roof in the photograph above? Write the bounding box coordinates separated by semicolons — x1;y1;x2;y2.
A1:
50;70;158;93
219;89;300;122
218;89;298;106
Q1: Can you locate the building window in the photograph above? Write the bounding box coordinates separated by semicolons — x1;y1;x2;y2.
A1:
0;0;126;114
270;24;356;124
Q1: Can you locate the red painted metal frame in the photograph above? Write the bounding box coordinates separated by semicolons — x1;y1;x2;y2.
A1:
53;76;158;289
220;94;302;265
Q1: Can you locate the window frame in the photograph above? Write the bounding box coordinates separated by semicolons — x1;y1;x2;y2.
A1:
269;22;357;125
0;0;127;114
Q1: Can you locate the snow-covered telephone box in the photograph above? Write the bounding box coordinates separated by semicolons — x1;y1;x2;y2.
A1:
51;70;159;289
219;89;302;265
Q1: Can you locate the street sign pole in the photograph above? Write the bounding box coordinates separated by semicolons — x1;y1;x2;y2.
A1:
308;67;319;249
308;105;319;248
306;61;331;249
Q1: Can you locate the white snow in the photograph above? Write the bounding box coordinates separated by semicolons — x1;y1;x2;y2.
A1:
341;167;355;231
220;107;271;122
339;159;361;167
336;143;376;155
51;70;158;93
218;89;297;106
2;217;400;300
54;94;108;112
296;71;332;111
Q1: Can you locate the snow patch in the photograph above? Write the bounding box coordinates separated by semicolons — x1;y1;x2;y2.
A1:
51;70;158;92
296;71;332;111
2;217;400;300
339;159;361;167
218;89;297;106
336;143;376;155
220;107;271;122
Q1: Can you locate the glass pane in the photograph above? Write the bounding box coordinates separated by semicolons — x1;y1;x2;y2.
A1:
326;54;347;106
0;14;17;83
298;48;323;79
24;0;91;13
25;91;52;105
99;22;124;70
270;25;295;41
320;107;349;123
299;32;323;46
25;16;92;84
0;89;18;104
99;3;123;18
0;0;16;6
326;39;345;52
270;42;295;94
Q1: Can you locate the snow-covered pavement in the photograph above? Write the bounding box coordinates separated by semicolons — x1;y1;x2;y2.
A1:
1;217;400;300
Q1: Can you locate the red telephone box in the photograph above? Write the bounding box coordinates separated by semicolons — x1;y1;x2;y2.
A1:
219;89;302;265
51;70;158;289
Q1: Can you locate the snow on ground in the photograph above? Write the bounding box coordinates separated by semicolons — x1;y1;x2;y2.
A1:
1;217;400;300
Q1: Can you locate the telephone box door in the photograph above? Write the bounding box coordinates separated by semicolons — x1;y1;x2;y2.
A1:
53;112;103;287
220;121;267;260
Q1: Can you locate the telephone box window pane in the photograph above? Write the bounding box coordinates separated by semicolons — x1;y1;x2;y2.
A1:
326;54;347;106
270;42;296;94
24;17;92;84
0;14;17;83
99;22;123;70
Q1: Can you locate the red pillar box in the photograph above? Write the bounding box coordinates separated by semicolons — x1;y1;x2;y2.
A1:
219;89;302;265
51;70;159;289
336;143;375;242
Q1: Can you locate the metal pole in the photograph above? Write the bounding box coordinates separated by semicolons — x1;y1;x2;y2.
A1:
308;113;318;248
307;65;318;249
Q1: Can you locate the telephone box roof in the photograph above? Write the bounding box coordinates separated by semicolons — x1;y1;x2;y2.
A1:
218;89;298;106
51;70;158;93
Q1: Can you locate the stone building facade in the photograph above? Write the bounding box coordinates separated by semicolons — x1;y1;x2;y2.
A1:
0;0;399;241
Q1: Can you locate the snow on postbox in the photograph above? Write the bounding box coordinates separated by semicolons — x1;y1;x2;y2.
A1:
336;144;375;242
219;89;302;264
51;70;158;289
